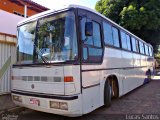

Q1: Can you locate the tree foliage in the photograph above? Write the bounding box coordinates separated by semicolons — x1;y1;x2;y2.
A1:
95;0;160;53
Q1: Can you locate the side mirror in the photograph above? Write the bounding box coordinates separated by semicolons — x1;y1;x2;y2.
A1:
85;22;93;36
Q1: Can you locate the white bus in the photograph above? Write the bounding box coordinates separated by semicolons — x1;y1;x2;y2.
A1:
11;5;154;117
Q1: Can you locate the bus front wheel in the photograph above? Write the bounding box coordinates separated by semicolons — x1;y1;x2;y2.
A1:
104;81;112;107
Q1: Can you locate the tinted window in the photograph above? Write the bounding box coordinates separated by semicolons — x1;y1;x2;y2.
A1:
81;18;93;45
139;41;145;54
112;27;120;47
149;47;153;56
81;18;103;63
145;45;149;55
120;31;127;49
88;48;103;62
93;22;101;47
131;37;137;52
80;17;86;41
83;47;88;60
126;34;131;51
135;39;139;52
103;22;113;45
142;43;145;54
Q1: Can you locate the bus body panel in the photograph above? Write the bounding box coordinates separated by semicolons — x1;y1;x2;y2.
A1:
133;53;141;67
64;66;81;95
12;93;83;117
102;47;123;96
12;66;65;95
121;50;135;94
141;55;147;66
82;85;101;114
12;65;81;95
103;47;123;68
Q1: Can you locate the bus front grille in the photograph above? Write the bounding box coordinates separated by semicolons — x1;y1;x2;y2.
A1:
13;76;63;82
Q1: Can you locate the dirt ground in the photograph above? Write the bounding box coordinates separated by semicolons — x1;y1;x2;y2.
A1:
4;80;160;120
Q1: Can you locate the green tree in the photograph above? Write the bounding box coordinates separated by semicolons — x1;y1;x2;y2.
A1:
95;0;160;53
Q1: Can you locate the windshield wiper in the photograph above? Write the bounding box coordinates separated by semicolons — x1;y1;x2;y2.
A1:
34;46;48;63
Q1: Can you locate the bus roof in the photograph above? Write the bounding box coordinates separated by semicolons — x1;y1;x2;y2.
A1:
17;4;152;47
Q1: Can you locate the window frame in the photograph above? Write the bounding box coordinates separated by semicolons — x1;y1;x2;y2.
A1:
120;30;130;51
149;46;153;57
80;16;103;64
131;37;137;53
112;26;120;48
79;9;153;58
144;44;149;56
135;39;140;53
126;34;131;51
103;22;113;46
103;22;120;48
139;41;145;55
92;20;103;48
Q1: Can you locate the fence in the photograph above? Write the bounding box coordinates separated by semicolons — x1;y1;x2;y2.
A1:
0;32;17;94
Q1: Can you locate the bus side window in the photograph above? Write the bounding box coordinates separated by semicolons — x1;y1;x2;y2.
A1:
142;43;145;54
132;37;141;53
139;41;145;54
103;22;120;48
103;22;113;46
112;27;120;47
93;21;102;47
131;37;136;52
80;17;93;45
120;31;127;50
145;45;149;55
126;34;131;51
80;17;88;60
149;47;153;56
87;21;103;63
80;17;103;63
80;17;86;41
135;39;139;53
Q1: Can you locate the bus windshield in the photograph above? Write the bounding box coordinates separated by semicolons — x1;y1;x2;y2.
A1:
17;11;78;64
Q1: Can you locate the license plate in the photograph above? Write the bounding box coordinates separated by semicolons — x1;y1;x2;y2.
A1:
29;98;40;106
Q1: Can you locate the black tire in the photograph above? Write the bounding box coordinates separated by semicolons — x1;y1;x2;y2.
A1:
147;70;152;82
104;81;112;107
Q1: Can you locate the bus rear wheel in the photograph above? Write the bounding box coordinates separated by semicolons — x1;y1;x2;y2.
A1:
104;81;112;107
147;70;152;82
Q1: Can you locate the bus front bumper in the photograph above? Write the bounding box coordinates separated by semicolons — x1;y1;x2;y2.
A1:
11;91;82;117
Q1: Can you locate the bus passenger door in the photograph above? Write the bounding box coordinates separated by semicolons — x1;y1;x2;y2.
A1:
78;9;104;114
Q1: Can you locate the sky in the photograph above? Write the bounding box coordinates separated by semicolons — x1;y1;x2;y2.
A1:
32;0;98;10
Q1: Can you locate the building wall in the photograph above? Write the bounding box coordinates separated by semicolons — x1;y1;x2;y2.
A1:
0;0;48;95
0;10;23;94
0;33;16;94
0;10;24;35
0;0;44;17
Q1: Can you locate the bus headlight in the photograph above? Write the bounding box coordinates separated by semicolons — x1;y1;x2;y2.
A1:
12;95;22;102
50;101;59;109
50;101;68;110
60;102;68;110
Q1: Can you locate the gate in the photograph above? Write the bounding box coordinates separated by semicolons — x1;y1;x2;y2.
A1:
0;33;16;94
